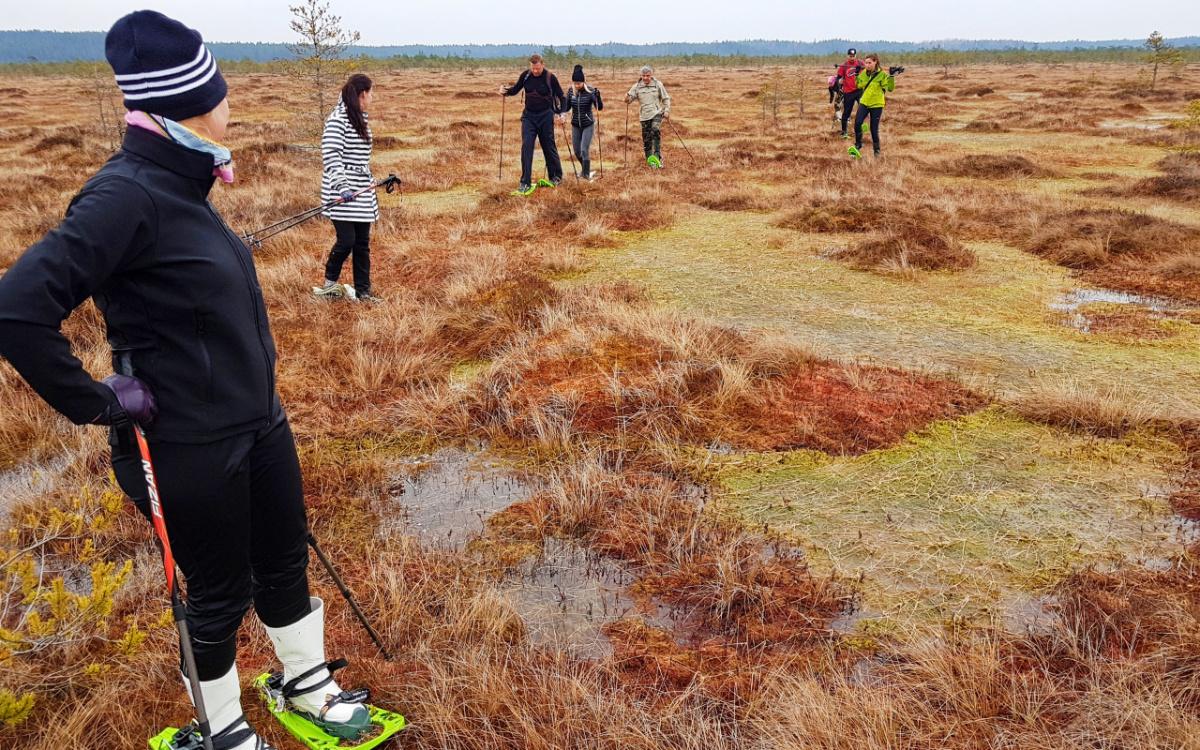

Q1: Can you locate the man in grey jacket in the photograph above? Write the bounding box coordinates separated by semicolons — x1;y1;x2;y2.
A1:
626;65;671;168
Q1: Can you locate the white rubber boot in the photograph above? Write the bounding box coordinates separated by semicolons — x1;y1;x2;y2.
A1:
182;663;272;749
264;597;371;740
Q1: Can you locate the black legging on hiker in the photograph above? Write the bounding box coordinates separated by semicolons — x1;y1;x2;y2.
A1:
855;105;883;154
324;220;372;295
112;413;310;680
521;109;563;187
840;90;861;135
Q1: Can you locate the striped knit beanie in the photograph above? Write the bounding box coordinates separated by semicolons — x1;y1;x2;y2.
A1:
105;11;227;121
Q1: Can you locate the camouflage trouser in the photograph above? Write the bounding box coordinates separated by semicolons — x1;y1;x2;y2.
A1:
640;114;663;159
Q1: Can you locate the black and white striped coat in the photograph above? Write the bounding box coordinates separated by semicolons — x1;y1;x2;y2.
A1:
321;101;378;223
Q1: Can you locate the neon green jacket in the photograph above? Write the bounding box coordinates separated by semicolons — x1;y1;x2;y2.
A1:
854;70;895;108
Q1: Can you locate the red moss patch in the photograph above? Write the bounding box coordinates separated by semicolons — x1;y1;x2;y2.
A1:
489;333;984;454
727;362;986;453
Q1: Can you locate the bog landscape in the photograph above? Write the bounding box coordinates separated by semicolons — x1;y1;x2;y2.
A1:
2;39;1200;750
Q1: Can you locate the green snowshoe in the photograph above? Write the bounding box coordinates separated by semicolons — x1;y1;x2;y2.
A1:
149;720;273;750
254;666;405;750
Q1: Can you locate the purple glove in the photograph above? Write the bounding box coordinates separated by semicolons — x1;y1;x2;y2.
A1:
340;189;355;204
99;374;158;427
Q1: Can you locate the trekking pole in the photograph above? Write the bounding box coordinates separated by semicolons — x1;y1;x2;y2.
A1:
241;175;400;250
119;357;216;750
667;119;696;163
559;116;580;183
623;102;630;172
596;111;604;178
306;532;393;661
498;94;506;181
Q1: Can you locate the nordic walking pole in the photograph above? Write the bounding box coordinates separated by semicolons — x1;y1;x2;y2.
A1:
667;118;696;163
307;532;393;661
623;102;630;173
559;116;580;182
596;111;604;178
120;357;215;750
241;175;400;250
498;94;506;181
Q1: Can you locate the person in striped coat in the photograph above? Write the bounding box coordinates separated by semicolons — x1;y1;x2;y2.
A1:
315;74;381;302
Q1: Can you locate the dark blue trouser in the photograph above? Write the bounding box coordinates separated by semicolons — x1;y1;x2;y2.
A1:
520;109;562;187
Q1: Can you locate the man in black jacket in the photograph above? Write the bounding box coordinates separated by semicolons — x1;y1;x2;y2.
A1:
498;53;565;195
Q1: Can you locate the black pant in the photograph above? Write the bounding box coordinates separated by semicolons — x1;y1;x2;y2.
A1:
520;109;562;187
324;220;371;295
840;90;861;135
854;105;883;154
112;415;310;680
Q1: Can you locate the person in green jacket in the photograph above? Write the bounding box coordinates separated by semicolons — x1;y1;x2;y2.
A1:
848;54;895;159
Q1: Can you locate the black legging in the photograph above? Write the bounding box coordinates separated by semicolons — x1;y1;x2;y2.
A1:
854;105;883;154
324;220;372;295
111;414;310;680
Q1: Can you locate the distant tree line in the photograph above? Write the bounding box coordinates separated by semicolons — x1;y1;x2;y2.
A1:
2;29;1199;65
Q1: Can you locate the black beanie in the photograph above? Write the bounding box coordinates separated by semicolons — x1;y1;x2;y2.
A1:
572;65;585;82
105;10;228;121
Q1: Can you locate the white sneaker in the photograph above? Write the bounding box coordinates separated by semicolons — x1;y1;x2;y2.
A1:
313;280;343;298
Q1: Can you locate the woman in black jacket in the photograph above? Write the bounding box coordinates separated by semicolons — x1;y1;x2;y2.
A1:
0;12;378;749
564;65;604;180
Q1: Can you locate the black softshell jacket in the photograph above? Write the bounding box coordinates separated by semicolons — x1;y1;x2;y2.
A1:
0;127;281;443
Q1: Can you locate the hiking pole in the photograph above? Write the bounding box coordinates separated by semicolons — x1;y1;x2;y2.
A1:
498;94;506;181
667;119;696;163
119;356;216;750
241;175;401;250
596;111;604;178
559;116;580;183
306;532;393;661
623;102;630;172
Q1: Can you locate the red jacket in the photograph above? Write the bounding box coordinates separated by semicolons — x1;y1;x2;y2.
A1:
836;59;865;93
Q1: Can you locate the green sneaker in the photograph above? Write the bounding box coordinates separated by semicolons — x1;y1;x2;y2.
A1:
848;146;862;159
511;184;536;197
647;155;663;169
536;178;555;188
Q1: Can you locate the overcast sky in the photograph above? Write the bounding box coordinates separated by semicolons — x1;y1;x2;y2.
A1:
5;1;1199;45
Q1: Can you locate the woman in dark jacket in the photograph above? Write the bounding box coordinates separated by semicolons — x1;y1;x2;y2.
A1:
564;64;604;180
0;12;376;749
